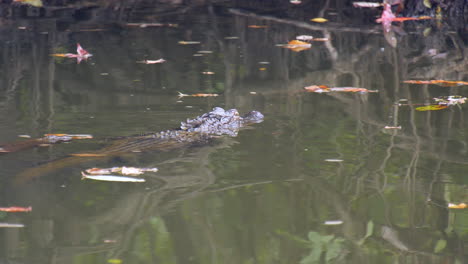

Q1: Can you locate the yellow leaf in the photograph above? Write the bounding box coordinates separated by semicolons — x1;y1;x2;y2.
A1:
448;203;467;209
415;105;448;111
310;18;328;23
108;259;122;264
423;0;432;8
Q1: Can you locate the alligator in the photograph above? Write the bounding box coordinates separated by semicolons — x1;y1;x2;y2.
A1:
11;107;264;183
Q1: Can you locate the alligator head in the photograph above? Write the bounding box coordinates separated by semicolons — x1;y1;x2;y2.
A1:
180;107;264;136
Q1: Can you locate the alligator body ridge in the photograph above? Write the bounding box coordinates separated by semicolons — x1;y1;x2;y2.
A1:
13;107;264;183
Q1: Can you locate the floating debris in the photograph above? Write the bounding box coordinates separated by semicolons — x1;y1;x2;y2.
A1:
178;92;219;98
324;220;344;225
448;203;467;209
81;172;146;182
279;40;311;52
258;61;270;65
353;1;382;8
85;166;158;176
325;159;344;162
0;206;32;212
224;36;239;40
51;43;92;64
44;134;93;139
136;59;166;64
18;135;31;138
305;85;378;93
0;223;25;228
384;126;402;129
70;153;106;157
249;91;257;95
126;23;178;28
202;71;215;75
296;35;314;41
415;105;448;111
178;41;201;45
404;80;468;86
259;68;267;71
13;0;43;7
310;17;328;23
433;96;467;106
197;51;213;54
248;25;268;28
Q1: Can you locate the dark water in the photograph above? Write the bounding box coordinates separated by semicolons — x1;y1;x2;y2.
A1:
0;1;467;263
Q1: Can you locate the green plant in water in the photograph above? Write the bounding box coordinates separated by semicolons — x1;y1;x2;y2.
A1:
300;231;346;264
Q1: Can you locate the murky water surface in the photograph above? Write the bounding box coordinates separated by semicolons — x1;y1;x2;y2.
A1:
0;1;467;263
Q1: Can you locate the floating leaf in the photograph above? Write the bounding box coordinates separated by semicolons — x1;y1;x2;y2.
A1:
86;167;158;176
423;0;432;8
0;206;32;212
404;80;468;86
202;71;215;75
107;259;122;264
178;41;201;45
81;172;145;182
177;92;219;98
310;18;328;23
448;203;467;209
415;105;448;111
13;0;43;7
433;96;467;106
136;59;166;64
0;223;25;228
282;40;312;52
353;2;382;8
296;35;314;41
70;153;106;157
51;43;92;64
44;134;93;139
248;25;268;28
304;85;377;93
324;220;343;225
434;239;446;253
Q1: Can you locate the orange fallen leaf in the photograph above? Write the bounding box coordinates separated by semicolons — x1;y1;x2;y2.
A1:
310;18;328;23
0;206;32;212
282;40;312;52
248;25;268;28
415;105;448;111
448;203;467;209
404;80;468;87
259;68;267;71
